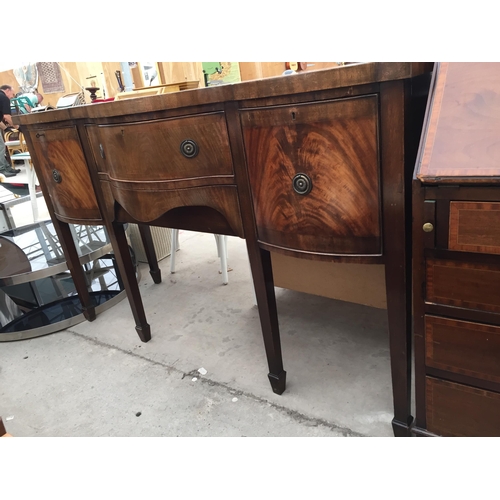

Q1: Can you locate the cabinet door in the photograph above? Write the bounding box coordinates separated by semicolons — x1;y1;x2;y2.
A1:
241;96;381;256
30;126;102;222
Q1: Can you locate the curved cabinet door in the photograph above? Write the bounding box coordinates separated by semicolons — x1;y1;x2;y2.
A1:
29;126;102;223
241;95;381;257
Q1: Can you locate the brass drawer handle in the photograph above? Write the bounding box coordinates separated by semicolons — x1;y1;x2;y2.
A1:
292;173;312;195
52;169;62;183
423;222;434;233
36;132;45;138
180;139;199;158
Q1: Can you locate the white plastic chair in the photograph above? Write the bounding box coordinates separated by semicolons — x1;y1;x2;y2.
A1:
170;229;229;284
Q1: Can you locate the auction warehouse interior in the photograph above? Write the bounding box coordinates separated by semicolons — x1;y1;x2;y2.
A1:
1;61;499;439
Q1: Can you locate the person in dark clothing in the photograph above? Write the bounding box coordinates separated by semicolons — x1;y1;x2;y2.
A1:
0;85;21;177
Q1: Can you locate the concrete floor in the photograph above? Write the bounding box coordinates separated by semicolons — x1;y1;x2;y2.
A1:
0;230;398;437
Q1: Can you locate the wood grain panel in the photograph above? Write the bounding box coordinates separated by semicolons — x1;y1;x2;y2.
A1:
426;377;500;436
29;127;102;221
449;201;500;254
425;315;500;383
426;258;500;312
241;95;381;255
417;62;500;183
91;113;233;181
109;183;244;237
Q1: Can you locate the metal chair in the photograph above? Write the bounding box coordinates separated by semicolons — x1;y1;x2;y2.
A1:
169;229;229;285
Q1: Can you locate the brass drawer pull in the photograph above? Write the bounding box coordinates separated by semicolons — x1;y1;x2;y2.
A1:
35;132;45;138
180;139;199;158
423;222;434;232
52;169;62;183
292;173;312;195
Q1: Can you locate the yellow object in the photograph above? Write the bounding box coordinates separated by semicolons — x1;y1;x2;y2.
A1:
115;81;199;100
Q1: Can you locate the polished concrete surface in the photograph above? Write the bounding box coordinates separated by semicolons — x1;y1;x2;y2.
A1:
0;230;399;437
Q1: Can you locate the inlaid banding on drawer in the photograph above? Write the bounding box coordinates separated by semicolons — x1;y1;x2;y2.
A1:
426;377;500;437
449;201;500;254
426;258;500;313
425;315;500;383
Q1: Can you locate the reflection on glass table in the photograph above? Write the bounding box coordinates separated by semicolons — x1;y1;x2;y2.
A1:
0;220;137;341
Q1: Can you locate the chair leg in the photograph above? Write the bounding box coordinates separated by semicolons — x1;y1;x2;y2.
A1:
214;234;229;285
170;228;179;274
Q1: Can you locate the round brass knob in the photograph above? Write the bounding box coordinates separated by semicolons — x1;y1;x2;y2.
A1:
423;222;434;233
292;173;312;195
180;139;199;158
52;169;62;183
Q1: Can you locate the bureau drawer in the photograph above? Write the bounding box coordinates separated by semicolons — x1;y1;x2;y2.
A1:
87;112;234;182
425;315;500;383
449;201;500;254
426;258;500;313
240;95;381;256
29;126;102;222
426;377;500;436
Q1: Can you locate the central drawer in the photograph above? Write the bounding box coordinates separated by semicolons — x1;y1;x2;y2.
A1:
240;95;381;256
87;112;234;182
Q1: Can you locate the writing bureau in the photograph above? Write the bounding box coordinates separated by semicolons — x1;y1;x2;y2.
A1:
413;62;500;436
17;62;432;436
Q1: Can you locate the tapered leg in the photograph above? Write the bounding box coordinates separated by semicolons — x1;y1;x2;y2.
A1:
380;80;414;436
384;221;413;438
108;222;151;342
56;221;96;322
246;243;286;394
138;224;162;284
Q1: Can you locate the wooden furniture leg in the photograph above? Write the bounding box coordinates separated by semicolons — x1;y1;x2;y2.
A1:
246;242;286;394
381;80;413;437
108;221;151;342
55;221;96;322
137;224;162;284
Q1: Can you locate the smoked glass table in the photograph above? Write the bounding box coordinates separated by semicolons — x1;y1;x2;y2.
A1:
0;220;133;341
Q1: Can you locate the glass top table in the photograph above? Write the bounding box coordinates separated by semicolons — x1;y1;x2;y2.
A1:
0;220;134;341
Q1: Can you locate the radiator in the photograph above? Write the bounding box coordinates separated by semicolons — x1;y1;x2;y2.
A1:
127;224;172;263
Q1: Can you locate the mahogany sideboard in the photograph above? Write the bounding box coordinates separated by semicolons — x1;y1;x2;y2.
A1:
413;62;500;436
16;62;432;436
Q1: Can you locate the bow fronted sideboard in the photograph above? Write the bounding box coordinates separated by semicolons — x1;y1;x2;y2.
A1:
16;62;432;436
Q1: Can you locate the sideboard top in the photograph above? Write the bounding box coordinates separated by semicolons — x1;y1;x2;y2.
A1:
14;62;431;126
415;62;500;184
